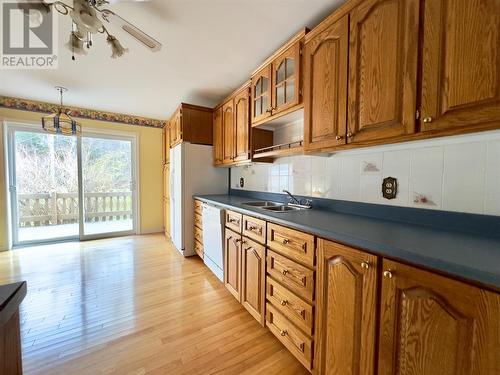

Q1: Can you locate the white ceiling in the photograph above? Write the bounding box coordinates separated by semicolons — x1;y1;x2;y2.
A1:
0;0;343;120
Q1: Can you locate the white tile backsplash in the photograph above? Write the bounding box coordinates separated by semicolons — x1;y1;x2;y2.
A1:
231;130;500;216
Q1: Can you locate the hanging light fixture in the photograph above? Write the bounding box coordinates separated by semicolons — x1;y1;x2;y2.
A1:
42;87;82;136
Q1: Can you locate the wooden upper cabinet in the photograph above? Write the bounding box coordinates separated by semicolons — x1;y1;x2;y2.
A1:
168;104;213;147
378;259;500;375
213;106;223;165
251;65;272;125
272;43;301;116
233;85;251;162
304;14;349;152
222;99;234;164
314;240;378;375
420;0;500;133
347;0;420;144
224;229;241;302
169;109;181;147
240;238;266;326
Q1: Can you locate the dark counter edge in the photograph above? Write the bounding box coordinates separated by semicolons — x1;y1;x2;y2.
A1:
0;281;27;327
194;195;500;293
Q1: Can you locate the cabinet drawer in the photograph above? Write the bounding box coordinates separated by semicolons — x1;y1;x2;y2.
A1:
194;240;203;259
266;303;312;371
242;215;266;244
267;223;315;267
194;226;203;244
267;250;314;303
266;277;314;335
225;210;242;233
194;213;203;229
194;200;202;215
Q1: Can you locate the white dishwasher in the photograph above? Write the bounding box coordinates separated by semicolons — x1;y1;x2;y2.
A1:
201;203;225;282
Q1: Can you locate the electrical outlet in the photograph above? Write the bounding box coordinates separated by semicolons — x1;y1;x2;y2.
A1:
382;177;397;199
239;177;244;188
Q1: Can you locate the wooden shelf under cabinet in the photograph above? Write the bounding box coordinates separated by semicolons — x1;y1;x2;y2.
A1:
253;140;303;160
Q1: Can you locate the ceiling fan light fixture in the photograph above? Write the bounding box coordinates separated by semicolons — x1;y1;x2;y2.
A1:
107;35;128;59
70;2;102;33
66;32;88;56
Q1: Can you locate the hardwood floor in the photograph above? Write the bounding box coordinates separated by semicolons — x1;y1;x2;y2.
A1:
0;234;307;375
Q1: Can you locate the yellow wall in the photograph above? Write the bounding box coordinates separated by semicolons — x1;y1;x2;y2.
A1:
0;107;164;250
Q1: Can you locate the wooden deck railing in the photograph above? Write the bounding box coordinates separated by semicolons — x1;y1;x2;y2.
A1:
18;192;132;227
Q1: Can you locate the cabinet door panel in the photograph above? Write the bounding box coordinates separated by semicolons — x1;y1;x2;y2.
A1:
241;238;265;325
420;0;500;132
213;107;223;165
379;259;500;375
234;87;250;162
224;229;241;301
222;99;234;164
304;15;348;151
315;240;378;375
251;66;272;125
272;42;301;116
347;0;419;144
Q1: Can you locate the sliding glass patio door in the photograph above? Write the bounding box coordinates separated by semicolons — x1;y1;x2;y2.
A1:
8;125;138;246
10;130;80;244
81;135;136;238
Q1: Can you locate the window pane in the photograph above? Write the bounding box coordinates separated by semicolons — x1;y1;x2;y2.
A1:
255;78;261;97
276;62;285;84
276;85;285;106
286;58;295;79
261;77;268;94
286;79;295;103
262;95;269;114
254;99;262;117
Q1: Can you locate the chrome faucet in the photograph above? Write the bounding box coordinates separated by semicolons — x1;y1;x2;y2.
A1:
283;190;312;209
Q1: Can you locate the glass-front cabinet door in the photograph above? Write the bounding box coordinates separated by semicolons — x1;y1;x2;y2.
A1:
272;43;301;115
251;65;272;125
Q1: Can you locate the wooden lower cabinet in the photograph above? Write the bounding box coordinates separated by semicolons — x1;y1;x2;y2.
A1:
378;259;500;375
315;239;500;375
224;228;241;301
240;238;266;326
314;240;378;375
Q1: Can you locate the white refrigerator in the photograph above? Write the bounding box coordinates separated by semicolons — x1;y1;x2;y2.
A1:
170;142;228;256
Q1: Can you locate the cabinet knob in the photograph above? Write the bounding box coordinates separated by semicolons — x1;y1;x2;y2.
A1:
383;270;393;279
266;108;273;114
423;117;433;123
281;269;289;276
361;261;370;269
347;132;354;138
335;135;343;141
280;330;287;336
248;225;257;231
282;238;290;245
280;300;288;306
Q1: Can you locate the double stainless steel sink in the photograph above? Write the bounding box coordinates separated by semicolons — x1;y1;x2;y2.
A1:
242;201;308;213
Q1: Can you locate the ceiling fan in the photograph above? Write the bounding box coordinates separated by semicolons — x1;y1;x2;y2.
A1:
33;0;162;59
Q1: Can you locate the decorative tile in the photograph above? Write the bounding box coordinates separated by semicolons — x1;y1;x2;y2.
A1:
442;142;486;214
340;157;360;201
409;147;444;210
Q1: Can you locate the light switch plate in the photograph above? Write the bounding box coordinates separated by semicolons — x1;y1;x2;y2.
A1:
382;177;397;199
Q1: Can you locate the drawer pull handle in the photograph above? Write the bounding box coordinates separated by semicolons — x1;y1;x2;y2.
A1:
383;270;393;279
281;269;289;275
228;218;238;223
361;261;370;269
280;330;287;336
282;238;290;245
280;300;288;306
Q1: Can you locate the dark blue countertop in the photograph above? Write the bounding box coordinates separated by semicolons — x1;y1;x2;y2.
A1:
195;194;500;291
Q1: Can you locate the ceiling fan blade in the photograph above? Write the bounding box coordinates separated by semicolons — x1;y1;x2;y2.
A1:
101;10;161;52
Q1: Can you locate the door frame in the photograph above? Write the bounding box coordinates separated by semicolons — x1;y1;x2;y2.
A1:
4;120;140;247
